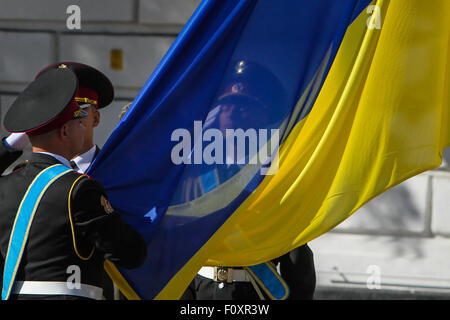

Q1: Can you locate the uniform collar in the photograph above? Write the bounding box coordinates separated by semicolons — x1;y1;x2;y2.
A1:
71;145;98;174
31;152;72;168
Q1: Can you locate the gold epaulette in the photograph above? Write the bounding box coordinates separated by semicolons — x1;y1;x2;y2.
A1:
12;160;29;172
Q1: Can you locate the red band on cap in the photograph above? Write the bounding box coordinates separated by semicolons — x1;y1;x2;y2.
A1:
76;87;99;107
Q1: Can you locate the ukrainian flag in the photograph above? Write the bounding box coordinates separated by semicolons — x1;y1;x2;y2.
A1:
89;0;450;299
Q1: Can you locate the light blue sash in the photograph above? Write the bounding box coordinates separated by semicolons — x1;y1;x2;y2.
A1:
1;164;73;300
245;262;290;300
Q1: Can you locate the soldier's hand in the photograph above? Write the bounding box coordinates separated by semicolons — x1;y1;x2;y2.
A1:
4;133;30;151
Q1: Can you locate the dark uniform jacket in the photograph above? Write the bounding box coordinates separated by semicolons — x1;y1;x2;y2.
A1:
0;153;147;299
0;138;23;175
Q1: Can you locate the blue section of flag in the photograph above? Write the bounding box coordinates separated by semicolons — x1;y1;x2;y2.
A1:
89;0;372;299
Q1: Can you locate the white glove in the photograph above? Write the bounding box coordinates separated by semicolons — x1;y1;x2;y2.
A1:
4;132;30;151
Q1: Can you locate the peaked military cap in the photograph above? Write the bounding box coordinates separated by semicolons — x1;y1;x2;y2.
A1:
36;62;114;109
214;60;287;112
4;67;87;136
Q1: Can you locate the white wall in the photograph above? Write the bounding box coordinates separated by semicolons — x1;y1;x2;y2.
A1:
310;167;450;296
0;0;199;142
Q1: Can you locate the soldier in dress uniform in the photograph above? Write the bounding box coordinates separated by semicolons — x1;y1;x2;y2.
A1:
0;66;146;300
180;60;316;300
36;62;119;299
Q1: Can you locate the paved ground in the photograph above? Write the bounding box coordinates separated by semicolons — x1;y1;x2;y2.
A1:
314;286;450;300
